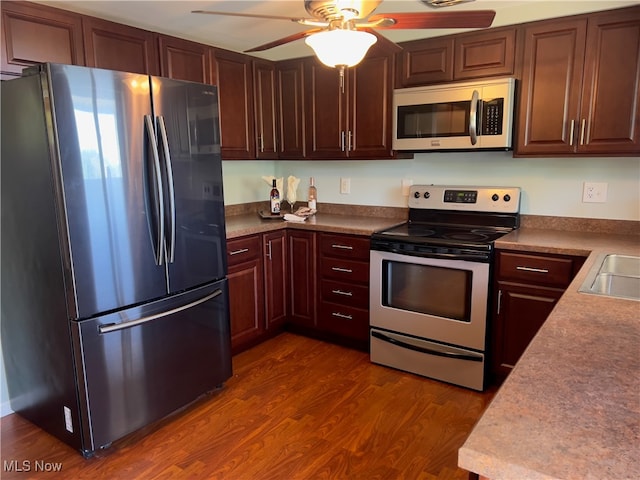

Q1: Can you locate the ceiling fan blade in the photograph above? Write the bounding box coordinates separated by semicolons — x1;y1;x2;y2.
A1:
368;10;496;29
192;10;307;23
245;28;325;52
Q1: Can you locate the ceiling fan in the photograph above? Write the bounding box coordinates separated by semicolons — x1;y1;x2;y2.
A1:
193;0;496;69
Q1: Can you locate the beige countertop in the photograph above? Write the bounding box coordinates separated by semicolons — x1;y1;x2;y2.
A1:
225;211;404;239
459;228;640;480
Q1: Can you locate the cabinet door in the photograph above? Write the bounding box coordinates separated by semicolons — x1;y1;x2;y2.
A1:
578;7;640;154
227;236;264;353
288;230;317;328
454;27;517;80
158;34;214;84
348;52;393;159
491;281;563;382
515;19;586;155
1;1;85;79
276;58;306;159
263;230;287;329
82;16;159;75
396;36;454;87
215;49;256;159
305;61;346;158
253;59;278;159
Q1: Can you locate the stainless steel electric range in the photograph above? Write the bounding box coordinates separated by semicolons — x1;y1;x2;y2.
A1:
369;185;521;391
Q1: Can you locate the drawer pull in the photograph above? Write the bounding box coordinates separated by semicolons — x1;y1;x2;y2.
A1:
332;312;353;320
331;289;353;297
229;248;249;256
516;266;549;274
331;244;353;250
332;267;353;273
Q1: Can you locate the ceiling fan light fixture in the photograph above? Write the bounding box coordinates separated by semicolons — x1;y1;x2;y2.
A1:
305;29;377;68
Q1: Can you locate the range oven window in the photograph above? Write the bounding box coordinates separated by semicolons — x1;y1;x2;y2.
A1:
397;101;470;139
381;260;472;322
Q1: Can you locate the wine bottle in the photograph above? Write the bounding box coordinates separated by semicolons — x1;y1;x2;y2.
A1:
308;177;317;210
270;179;280;215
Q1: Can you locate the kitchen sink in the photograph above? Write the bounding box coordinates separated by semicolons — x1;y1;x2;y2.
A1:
579;254;640;301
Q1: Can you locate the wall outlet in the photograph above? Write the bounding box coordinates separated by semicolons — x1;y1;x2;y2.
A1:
582;182;608;203
340;178;351;194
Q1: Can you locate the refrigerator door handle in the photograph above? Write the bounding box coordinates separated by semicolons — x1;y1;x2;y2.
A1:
157;115;176;263
98;288;223;334
144;114;165;266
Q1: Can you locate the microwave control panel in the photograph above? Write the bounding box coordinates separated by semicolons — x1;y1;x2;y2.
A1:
481;98;504;136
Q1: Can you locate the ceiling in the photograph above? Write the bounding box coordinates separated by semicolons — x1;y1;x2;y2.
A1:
34;0;639;61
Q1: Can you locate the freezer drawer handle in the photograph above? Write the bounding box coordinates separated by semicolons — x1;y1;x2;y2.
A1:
98;289;223;334
371;330;483;362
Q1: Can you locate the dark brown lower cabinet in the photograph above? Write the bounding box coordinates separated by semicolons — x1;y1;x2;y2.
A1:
263;230;287;330
491;250;586;383
287;230;317;329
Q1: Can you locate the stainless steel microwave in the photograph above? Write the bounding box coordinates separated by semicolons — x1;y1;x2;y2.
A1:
392;77;515;151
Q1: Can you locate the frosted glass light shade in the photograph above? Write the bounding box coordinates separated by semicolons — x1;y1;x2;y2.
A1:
305;29;377;68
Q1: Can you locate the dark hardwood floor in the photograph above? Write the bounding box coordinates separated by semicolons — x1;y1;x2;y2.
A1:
1;333;496;479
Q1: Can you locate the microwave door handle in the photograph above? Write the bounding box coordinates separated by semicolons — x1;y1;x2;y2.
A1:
469;90;479;145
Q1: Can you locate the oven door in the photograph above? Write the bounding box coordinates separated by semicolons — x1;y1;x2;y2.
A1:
369;250;489;351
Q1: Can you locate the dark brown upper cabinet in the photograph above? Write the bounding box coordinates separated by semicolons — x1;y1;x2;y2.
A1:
305;48;394;159
396;27;517;87
1;1;85;79
82;16;159;75
215;49;256;160
516;6;640;156
252;59;279;159
396;36;454;87
276;58;306;159
158;34;215;84
453;27;517;80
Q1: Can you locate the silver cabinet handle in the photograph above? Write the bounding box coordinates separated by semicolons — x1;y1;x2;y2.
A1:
331;244;353;250
580;118;586;145
229;248;249;256
569;119;575;146
469;90;479;146
332;267;352;273
332;312;352;320
99;289;223;334
265;241;272;261
331;289;353;297
341;131;346;152
496;289;503;315
348;130;353;152
516;266;549;273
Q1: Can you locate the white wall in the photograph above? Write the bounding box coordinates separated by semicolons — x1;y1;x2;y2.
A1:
2;152;639;416
224;153;640;220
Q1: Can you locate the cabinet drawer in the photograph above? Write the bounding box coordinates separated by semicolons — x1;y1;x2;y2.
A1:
498;252;576;287
319;233;370;260
320;279;369;309
320;257;369;284
317;301;369;342
226;235;261;266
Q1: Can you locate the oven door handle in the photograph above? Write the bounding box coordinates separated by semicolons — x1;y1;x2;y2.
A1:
371;330;483;362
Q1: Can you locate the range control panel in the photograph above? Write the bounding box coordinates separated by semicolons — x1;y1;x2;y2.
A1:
408;185;521;213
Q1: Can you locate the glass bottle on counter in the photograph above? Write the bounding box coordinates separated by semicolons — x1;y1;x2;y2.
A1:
308;177;317;210
270;179;280;215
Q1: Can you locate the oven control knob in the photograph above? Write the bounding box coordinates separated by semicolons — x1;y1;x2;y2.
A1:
423;192;430;199
503;194;511;202
413;191;421;199
491;194;499;201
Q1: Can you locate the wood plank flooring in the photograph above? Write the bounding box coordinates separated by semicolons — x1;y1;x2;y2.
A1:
1;333;496;479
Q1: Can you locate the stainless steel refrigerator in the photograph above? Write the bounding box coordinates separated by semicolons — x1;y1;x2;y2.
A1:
1;63;231;456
